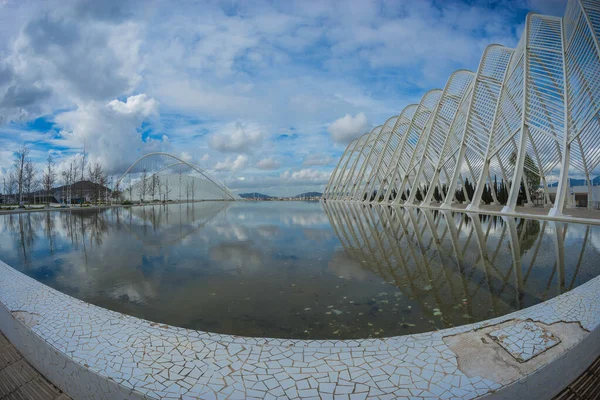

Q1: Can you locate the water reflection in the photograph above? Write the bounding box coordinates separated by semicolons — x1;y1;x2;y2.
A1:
0;202;598;339
323;202;599;328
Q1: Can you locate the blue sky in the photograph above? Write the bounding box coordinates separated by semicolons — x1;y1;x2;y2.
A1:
0;0;567;196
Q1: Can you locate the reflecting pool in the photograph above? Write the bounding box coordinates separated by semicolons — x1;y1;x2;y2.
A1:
0;201;599;339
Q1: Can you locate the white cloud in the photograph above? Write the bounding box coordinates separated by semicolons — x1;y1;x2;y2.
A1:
214;155;249;172
107;94;158;115
327;112;369;144
0;0;555;194
209;121;265;153
179;152;192;162
53;94;160;174
0;1;144;123
255;158;280;170
303;153;335;166
282;168;331;183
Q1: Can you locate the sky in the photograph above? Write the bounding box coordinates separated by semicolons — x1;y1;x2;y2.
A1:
0;0;567;196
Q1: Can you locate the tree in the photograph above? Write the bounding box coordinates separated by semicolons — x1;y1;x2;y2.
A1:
61;170;69;205
23;160;36;204
13;145;31;204
509;151;540;204
150;173;158;201
7;172;17;204
43;155;57;204
178;173;182;201
69;160;83;204
87;162;106;203
137;168;148;202
157;176;163;201
190;179;196;202
164;178;171;201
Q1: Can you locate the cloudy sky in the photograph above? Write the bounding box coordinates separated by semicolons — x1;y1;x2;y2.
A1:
0;0;566;196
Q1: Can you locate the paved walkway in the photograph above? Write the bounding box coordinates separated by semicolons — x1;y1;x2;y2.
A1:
0;330;598;399
0;333;69;400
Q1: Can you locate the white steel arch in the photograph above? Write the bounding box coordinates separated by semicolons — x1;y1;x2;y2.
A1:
370;104;419;201
116;152;236;201
324;0;600;216
388;90;442;204
325;137;363;199
403;70;475;204
441;44;514;208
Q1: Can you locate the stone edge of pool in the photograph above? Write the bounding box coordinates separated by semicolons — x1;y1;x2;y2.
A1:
0;259;598;400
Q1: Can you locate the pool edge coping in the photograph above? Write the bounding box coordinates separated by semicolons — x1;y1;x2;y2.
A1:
0;258;599;399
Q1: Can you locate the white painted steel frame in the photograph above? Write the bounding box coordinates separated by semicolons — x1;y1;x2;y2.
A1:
116;152;236;201
324;0;600;217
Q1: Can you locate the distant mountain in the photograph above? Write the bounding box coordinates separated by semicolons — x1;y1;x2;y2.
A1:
239;192;272;199
547;176;600;187
293;192;323;198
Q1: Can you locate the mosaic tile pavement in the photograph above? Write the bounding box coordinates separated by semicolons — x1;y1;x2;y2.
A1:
488;321;561;363
0;259;599;399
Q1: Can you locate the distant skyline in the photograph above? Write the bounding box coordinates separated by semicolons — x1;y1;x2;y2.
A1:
0;0;567;196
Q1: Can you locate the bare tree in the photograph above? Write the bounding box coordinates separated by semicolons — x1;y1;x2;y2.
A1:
87;162;106;203
150;173;157;201
157;176;162;202
190;179;196;202
8;172;17;204
32;178;41;205
186;179;190;202
43;155;57;205
138;168;148;202
164;177;171;202
112;182;123;202
13;145;31;204
71;162;79;205
24;160;36;204
61;170;69;205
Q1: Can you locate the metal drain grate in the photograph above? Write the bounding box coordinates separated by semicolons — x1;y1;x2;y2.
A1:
553;356;600;400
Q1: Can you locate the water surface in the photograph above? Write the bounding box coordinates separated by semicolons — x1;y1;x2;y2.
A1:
0;201;599;339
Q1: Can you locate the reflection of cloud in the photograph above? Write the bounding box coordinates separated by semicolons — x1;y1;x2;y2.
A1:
302;228;335;242
213;224;250;241
328;249;370;281
110;282;156;304
209;241;264;273
256;225;281;239
281;212;330;227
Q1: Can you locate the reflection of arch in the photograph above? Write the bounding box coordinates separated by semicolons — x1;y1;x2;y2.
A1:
116;152;236;201
322;202;591;330
122;203;229;247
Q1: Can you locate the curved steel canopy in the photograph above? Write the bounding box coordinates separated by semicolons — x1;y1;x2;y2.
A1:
116;152;236;201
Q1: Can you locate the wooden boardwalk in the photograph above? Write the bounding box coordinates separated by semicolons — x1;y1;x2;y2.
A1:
0;333;69;400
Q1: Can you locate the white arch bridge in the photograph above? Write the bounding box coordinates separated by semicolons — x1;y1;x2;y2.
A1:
115;152;237;202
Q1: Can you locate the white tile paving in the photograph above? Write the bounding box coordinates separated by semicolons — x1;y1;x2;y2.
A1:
488;321;560;362
0;260;599;399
